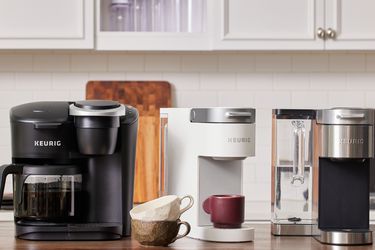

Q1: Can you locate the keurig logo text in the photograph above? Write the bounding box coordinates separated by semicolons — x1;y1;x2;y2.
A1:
338;138;364;144
227;137;251;143
34;140;62;147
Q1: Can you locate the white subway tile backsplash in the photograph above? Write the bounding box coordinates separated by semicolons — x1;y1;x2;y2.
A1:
0;109;9;127
71;55;108;72
15;73;52;90
145;54;181;72
32;90;71;101
366;54;375;72
236;73;273;90
108;54;144;72
255;109;272;128
0;128;11;146
256;54;292;72
176;90;218;107
69;90;85;100
292;53;329;72
163;73;199;90
256;127;272;147
254;91;291;109
126;72;163;81
329;53;366;72
328;91;366;107
244;182;270;201
273;73;310;90
291;91;329;108
0;91;33;108
218;54;256;72
0;73;15;90
200;73;236;90
33;55;70;72
310;73;347;90
218;91;254;107
181;54;218;72
347;73;375;90
0;55;33;72
88;72;126;81
52;73;88;90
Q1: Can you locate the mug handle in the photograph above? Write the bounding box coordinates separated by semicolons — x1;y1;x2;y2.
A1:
179;195;194;215
171;220;191;243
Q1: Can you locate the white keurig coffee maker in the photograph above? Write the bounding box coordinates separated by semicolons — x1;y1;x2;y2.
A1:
159;108;256;242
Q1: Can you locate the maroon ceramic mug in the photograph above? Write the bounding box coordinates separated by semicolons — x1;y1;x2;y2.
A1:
202;195;245;228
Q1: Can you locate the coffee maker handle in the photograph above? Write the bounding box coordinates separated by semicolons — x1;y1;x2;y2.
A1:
0;164;23;208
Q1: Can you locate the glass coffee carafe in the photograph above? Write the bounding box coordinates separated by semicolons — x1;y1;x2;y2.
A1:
271;109;316;236
0;165;82;223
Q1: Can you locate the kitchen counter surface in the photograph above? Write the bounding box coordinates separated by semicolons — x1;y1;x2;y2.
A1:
0;222;373;250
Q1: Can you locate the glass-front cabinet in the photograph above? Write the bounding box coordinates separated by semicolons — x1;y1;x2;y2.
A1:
97;0;213;50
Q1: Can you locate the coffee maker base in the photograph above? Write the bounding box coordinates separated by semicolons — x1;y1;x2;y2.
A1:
190;224;254;242
314;230;373;245
15;221;123;240
271;223;314;236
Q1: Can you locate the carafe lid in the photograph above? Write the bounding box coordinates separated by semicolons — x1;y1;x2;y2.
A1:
70;100;125;117
273;109;316;119
317;108;374;125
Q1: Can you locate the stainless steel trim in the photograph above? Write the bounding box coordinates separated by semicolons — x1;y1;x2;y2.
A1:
337;113;365;119
69;104;126;117
225;111;253;118
319;125;373;158
315;230;372;245
317;108;374;125
271;223;313;236
190;108;255;123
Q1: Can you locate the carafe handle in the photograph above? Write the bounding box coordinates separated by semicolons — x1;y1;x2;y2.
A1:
0;164;23;208
291;121;305;184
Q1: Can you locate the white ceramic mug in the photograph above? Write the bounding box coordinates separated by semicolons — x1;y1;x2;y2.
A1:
130;195;194;221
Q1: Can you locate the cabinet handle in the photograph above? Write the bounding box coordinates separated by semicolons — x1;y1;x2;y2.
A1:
317;27;326;39
326;28;336;39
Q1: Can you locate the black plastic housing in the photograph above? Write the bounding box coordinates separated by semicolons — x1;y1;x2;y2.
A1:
3;101;138;240
10;102;75;164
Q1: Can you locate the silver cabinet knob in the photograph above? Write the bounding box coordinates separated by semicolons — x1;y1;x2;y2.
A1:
326;28;336;39
317;27;326;39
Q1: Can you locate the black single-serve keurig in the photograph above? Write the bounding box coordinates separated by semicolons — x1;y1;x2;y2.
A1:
315;108;373;245
0;100;138;240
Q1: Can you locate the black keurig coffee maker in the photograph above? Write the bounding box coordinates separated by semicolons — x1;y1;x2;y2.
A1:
315;108;373;245
0;100;138;240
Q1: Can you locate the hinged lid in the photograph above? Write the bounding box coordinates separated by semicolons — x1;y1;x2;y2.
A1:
69;100;125;117
317;108;374;125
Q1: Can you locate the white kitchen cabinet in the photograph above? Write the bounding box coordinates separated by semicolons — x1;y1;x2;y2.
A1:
0;0;94;49
213;0;325;50
96;0;213;51
325;0;375;50
214;0;375;51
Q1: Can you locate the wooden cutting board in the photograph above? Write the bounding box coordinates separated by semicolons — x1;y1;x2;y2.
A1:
86;81;172;203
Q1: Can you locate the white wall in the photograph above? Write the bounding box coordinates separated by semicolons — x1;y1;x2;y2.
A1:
1;51;375;220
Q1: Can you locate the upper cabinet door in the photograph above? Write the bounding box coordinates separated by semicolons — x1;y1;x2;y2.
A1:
325;0;375;50
0;0;93;49
213;0;325;50
96;0;213;51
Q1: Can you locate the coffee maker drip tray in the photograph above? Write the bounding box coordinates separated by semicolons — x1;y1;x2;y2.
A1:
15;221;122;240
191;224;254;242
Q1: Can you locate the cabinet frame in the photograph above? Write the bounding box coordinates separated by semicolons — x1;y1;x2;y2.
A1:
0;0;94;49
